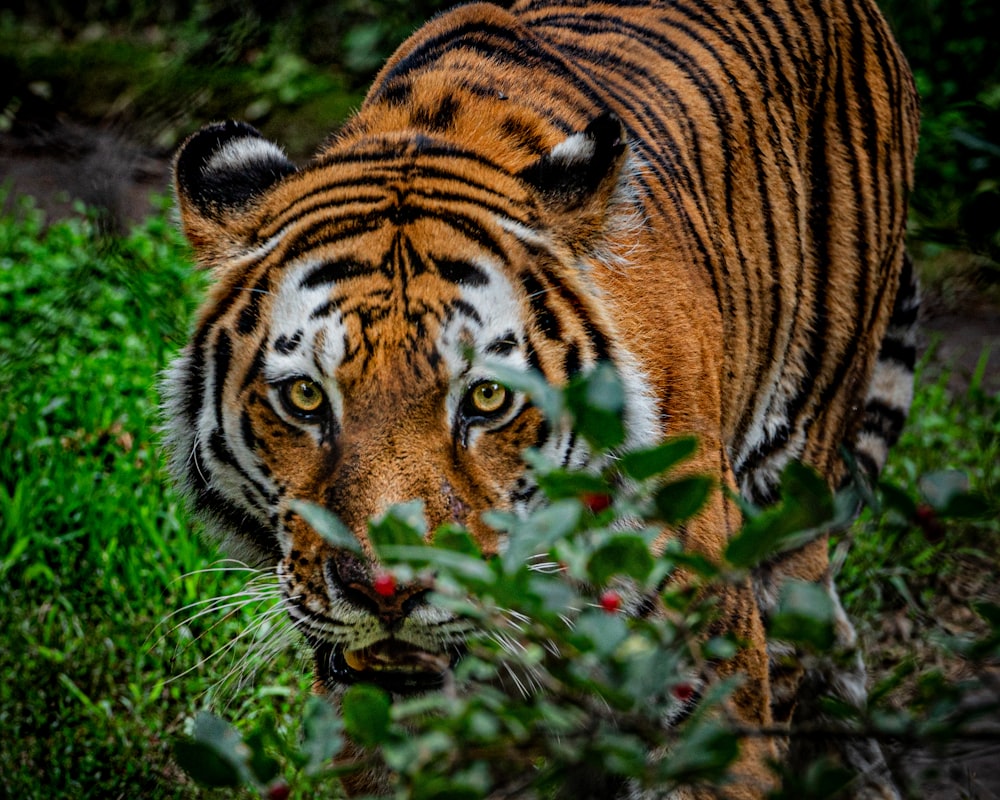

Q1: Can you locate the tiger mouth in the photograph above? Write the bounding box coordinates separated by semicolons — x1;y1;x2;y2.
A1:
314;638;461;695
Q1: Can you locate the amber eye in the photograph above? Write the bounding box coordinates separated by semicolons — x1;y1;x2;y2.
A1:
465;380;510;417
281;378;326;417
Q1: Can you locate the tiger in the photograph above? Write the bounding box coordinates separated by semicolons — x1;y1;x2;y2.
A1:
164;0;919;797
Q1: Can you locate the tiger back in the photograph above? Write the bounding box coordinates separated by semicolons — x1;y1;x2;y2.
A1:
166;0;919;797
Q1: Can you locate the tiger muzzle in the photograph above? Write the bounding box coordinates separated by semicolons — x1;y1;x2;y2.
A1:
317;553;463;694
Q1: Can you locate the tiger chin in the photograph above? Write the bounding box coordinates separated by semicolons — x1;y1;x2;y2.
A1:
163;0;919;797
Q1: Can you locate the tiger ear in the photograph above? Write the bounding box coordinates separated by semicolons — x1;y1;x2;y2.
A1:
517;111;629;228
173;121;297;267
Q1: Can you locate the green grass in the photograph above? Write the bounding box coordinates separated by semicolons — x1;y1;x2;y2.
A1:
0;198;323;799
838;347;1000;618
1;198;997;797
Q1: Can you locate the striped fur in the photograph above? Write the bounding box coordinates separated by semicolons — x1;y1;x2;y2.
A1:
166;1;919;797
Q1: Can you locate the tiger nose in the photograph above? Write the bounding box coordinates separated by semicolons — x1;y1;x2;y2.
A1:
325;551;431;629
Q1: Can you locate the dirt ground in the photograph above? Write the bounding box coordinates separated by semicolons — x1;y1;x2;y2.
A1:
2;118;998;798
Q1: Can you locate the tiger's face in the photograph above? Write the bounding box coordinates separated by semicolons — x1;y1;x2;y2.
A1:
166;117;656;694
245;202;547;694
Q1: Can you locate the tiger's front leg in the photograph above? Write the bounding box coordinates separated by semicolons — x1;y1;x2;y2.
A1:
641;451;780;800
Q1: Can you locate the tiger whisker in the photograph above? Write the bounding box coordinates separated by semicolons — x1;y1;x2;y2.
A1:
163;591;281;633
488;629;545;698
163;577;279;614
210;606;304;706
164;593;296;687
171;559;269;580
157;592;282;662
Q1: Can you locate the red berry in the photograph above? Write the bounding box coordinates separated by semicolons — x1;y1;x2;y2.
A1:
267;780;291;800
599;590;621;613
672;682;695;702
373;571;396;597
581;492;612;513
913;503;945;543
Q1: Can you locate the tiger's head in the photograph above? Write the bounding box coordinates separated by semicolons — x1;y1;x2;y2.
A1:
164;114;658;695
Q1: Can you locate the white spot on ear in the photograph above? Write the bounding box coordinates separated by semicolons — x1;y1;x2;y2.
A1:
206;136;289;175
548;131;596;165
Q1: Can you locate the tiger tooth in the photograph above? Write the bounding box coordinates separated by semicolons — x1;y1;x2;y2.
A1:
343;649;367;672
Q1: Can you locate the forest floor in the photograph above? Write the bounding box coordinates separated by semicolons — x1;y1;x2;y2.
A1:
2;115;999;798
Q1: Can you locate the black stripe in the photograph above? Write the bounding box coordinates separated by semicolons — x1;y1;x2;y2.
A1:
240;346;266;393
182;265;256;427
450;298;484;326
499;114;549;155
485;332;519;355
374;20;555;93
207;429;240;476
411;92;461;132
435;258;490;287
199;487;279;560
877;337;916;369
260;150;535;242
274;330;303;355
563;342;582;377
547;268;611;363
520;270;562;340
301;259;371;288
240;409;261;455
237;274;270;336
212;330;233;433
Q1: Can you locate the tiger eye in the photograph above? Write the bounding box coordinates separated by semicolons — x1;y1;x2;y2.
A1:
468;381;508;415
286;379;325;414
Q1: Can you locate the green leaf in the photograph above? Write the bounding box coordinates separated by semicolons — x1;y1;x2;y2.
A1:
657;716;739;783
774;757;854;799
342;684;392;748
502;498;583;570
940;490;992;519
383;730;454;775
173;739;243;788
919;469;970;512
368;501;427;555
701;635;739;660
619;437;698;481
564;362;627;451
290;500;361;554
587;535;654;586
535;468;611;501
433;525;482;557
413;780;482;800
573;608;629;657
768;580;836;650
193;711;248;753
653;476;713;526
174;711;253;788
620;641;683;704
378;545;495;585
877;480;917;518
725;462;833;568
595;730;648;777
244;718;282;784
301;695;344;775
529;572;583;619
